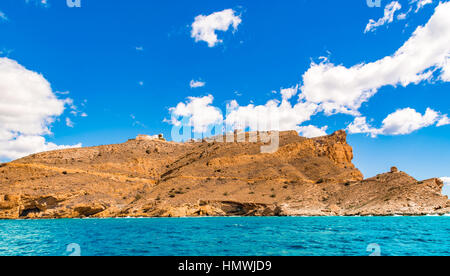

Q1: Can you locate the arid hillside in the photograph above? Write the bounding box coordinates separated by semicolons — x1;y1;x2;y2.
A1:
0;130;448;219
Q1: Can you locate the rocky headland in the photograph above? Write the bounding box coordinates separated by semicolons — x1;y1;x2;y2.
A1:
0;130;448;219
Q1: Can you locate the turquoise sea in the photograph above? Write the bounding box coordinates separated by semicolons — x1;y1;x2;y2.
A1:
0;217;449;256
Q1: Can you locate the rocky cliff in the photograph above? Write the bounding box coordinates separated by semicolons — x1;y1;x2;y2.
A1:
0;130;448;219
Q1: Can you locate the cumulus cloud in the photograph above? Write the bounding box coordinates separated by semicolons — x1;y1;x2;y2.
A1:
167;86;323;136
298;125;328;138
191;9;242;47
437;115;450;127
302;1;450;115
412;0;433;13
167;95;223;133
347;108;448;137
440;56;450;81
226;87;319;132
0;136;80;161
190;79;206;88
365;1;402;33
0;57;81;161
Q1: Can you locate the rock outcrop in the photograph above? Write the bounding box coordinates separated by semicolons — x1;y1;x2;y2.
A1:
0;130;448;219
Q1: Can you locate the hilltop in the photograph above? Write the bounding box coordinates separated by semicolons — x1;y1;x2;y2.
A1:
0;130;448;219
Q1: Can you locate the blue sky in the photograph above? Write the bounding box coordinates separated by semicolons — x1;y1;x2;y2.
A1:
0;0;449;185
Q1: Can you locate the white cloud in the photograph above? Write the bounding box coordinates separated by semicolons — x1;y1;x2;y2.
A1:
0;136;80;161
191;9;242;47
301;1;450;115
378;108;439;135
167;95;223;133
298;125;328;138
65;117;74;128
393;0;432;22
135;46;144;51
0;57;81;161
347;117;376;136
365;1;402;33
280;86;298;100
436;115;450;127
190;79;206;88
348;108;448;137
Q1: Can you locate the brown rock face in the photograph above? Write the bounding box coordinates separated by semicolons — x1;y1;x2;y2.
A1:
0;130;448;219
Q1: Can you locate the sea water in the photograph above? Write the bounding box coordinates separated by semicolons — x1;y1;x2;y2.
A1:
0;217;448;256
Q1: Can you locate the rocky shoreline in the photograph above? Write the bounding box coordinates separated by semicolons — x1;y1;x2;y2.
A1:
1;130;449;219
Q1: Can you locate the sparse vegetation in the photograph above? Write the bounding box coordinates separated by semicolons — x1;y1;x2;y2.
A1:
0;129;445;219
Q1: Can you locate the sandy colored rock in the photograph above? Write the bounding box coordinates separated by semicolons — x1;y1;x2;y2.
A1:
0;130;448;219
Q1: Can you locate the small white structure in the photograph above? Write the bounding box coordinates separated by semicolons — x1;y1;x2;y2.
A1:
135;134;165;141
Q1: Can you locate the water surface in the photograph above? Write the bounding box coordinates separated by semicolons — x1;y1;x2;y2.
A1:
0;217;448;256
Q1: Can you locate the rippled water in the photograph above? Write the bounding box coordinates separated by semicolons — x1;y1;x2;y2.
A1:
0;217;449;256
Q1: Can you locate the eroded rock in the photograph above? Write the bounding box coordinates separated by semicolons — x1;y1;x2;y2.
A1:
0;130;448;219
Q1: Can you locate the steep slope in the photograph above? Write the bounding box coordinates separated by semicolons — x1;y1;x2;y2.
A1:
0;130;448;219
